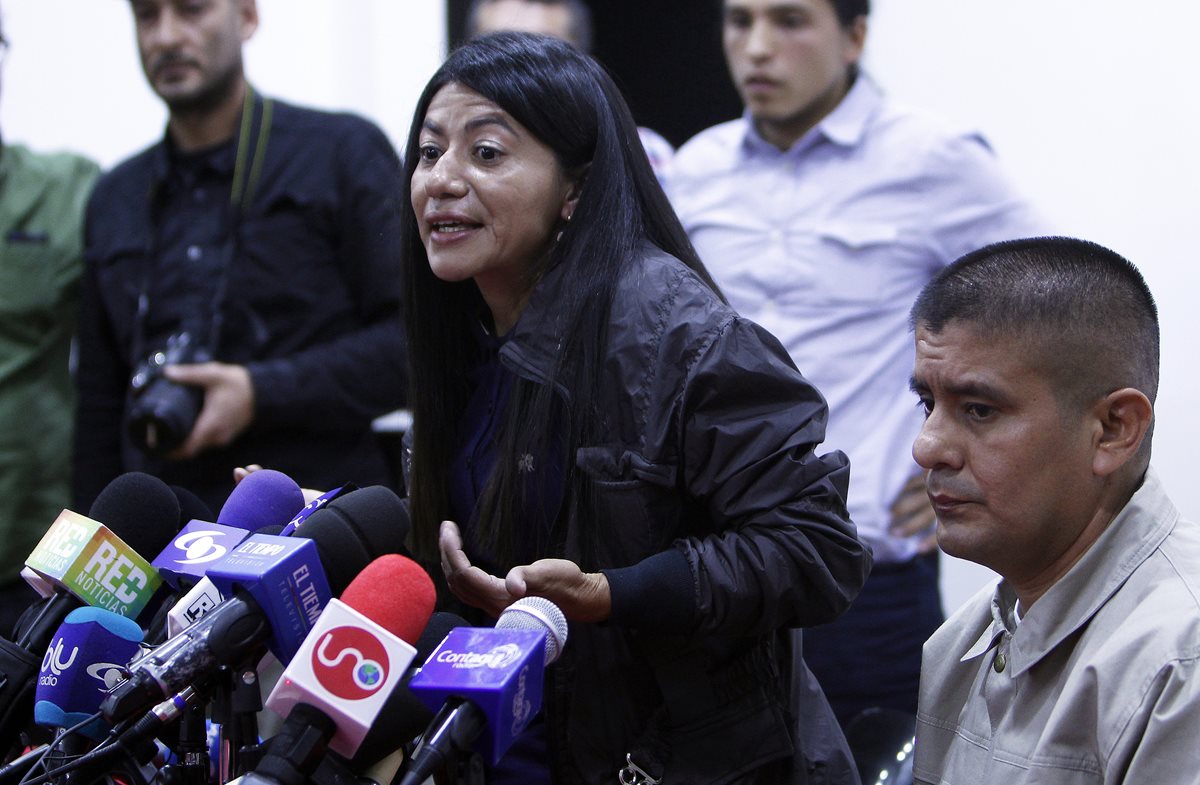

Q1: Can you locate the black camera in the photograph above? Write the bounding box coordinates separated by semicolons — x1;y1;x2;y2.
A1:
127;332;211;456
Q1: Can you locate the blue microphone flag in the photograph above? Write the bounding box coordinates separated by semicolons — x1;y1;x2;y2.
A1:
34;607;143;739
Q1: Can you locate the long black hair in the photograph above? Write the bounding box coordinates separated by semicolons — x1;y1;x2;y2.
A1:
401;32;716;564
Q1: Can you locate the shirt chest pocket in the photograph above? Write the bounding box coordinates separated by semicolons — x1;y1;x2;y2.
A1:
805;221;924;307
575;446;682;569
237;190;344;302
0;241;75;317
92;240;150;351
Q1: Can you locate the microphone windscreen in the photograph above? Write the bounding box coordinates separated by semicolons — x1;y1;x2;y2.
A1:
88;472;182;557
170;485;215;527
339;555;436;646
497;597;569;665
293;486;409;594
217;469;306;532
34;607;144;739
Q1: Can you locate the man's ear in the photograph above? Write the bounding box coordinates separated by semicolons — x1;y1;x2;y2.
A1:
843;15;867;68
1092;387;1153;477
239;0;260;42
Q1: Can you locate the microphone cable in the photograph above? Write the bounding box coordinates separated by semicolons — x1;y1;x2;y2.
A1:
15;687;197;785
7;711;102;785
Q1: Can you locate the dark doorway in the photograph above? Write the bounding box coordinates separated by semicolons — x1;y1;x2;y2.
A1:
445;0;742;148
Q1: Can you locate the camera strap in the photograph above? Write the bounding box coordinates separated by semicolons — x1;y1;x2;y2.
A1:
206;86;274;354
131;85;275;368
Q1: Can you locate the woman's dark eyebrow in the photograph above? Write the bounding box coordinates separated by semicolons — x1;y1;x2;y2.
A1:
422;114;517;138
465;114;517;135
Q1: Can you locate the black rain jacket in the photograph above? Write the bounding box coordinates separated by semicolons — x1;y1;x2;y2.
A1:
490;245;871;785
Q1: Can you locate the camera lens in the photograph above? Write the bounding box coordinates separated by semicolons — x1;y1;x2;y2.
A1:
127;378;203;456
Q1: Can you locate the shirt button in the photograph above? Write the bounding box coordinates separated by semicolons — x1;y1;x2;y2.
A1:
193;188;207;202
187;245;203;261
769;229;785;245
993;652;1007;673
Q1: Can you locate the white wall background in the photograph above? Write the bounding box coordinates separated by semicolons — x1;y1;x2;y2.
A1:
0;0;445;163
3;1;1196;612
865;1;1200;611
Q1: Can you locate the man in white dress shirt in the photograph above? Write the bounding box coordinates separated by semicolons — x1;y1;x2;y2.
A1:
668;0;1045;725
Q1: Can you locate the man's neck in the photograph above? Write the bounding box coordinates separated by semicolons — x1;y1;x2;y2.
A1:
1013;474;1143;610
753;73;854;152
167;78;249;153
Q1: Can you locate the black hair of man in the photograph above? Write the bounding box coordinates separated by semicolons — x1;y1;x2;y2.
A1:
718;0;868;27
831;0;869;26
910;236;1159;434
465;0;594;52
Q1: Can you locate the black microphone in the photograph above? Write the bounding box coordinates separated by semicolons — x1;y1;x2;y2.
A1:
168;485;215;530
1;473;179;750
100;486;410;724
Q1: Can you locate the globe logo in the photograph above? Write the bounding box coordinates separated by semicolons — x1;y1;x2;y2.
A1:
355;660;384;689
312;625;390;701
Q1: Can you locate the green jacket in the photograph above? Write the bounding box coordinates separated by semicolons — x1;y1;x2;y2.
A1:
0;141;99;582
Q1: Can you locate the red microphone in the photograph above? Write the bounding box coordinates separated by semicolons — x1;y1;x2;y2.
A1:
263;554;437;758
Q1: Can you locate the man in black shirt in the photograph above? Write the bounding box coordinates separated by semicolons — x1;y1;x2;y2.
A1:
75;0;406;511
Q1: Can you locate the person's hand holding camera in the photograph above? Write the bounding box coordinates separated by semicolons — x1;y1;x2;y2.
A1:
163;362;255;459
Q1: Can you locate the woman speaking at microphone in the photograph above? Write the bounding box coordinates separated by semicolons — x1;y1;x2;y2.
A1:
400;32;870;785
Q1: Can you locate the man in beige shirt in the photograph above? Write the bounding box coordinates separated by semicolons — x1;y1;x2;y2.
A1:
908;236;1200;784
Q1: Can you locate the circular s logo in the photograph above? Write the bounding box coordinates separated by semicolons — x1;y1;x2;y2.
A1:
312;626;390;701
174;531;229;564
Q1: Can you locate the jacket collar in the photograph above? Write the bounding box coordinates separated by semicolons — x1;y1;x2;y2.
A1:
497;256;575;398
496;242;673;402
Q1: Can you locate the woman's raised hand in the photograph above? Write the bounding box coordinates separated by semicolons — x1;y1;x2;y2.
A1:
439;520;611;622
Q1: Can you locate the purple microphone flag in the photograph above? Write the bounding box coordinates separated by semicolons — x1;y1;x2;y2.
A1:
151;520;251;590
408;627;546;764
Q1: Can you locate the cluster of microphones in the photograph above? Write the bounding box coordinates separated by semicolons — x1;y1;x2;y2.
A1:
0;472;569;785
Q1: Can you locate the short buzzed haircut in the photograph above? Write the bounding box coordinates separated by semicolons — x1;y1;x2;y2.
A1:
910;236;1160;413
831;0;869;26
465;0;593;52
